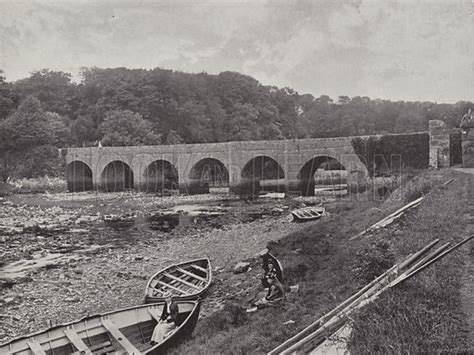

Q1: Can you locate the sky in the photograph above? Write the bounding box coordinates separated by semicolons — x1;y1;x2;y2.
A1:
0;0;472;103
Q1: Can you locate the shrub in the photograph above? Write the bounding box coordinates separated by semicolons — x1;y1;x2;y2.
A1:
0;182;14;196
352;133;429;177
402;176;433;203
10;176;67;194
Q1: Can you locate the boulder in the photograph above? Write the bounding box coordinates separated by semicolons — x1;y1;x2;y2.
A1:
233;261;250;274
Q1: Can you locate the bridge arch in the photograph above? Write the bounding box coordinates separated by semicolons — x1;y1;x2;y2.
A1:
187;158;229;194
101;160;134;192
298;156;347;196
241;155;285;192
143;160;179;192
66;160;93;192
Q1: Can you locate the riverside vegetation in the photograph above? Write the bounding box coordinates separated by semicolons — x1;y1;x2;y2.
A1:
167;169;472;354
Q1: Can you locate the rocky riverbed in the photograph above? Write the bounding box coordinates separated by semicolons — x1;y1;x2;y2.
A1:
0;191;324;343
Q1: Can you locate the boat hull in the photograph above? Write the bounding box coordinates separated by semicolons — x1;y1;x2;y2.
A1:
145;258;212;303
291;207;325;222
1;300;201;355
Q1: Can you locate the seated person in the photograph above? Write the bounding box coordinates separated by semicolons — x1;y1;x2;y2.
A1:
150;301;179;345
261;259;278;288
255;274;285;307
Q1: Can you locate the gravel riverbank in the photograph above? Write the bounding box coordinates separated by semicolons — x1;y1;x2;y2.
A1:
0;192;316;342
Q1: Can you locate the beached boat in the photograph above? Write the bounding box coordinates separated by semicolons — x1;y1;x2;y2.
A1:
145;258;212;303
291;206;325;222
103;212;136;223
267;252;284;283
0;300;200;355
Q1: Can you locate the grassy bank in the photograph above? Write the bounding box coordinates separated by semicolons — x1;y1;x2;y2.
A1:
348;171;473;353
168;169;472;354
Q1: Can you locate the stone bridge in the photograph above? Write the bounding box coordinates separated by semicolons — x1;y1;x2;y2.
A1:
65;135;375;195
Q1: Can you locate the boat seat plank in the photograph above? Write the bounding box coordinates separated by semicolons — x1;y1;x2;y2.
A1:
151;287;166;296
159;274;196;291
164;276;204;294
163;272;202;290
157;280;190;295
176;267;207;282
101;318;142;355
168;271;203;286
27;340;47;355
95;345;116;355
89;341;113;350
89;341;115;354
64;328;92;354
189;264;208;273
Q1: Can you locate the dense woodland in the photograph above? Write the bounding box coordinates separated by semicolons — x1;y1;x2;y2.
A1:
0;67;471;181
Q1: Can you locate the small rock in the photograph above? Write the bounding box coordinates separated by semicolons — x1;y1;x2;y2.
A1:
290;285;299;293
3;296;17;304
257;248;269;258
72;268;83;275
65;296;81;303
214;266;224;273
283;320;296;326
233;261;250;274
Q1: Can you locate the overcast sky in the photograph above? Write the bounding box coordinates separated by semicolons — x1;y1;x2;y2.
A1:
0;0;472;103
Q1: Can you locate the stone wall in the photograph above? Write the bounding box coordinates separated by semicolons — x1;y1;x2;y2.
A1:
462;129;474;168
429;120;451;168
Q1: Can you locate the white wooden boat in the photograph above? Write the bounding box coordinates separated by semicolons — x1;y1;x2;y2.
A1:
1;300;200;355
291;206;325;222
145;258;212;303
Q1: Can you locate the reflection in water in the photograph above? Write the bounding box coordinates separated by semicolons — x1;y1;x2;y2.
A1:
147;213;181;232
146;209;224;233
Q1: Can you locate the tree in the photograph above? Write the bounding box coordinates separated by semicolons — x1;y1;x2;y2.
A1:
223;103;260;141
14;69;76;116
0;69;20;120
3;96;53;146
175;100;212;143
338;95;351;104
45;112;71;146
0;97;56;181
70;114;101;146
164;130;184;145
99;110;161;146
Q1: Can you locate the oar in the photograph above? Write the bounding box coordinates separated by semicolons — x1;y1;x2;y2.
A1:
399;235;473;283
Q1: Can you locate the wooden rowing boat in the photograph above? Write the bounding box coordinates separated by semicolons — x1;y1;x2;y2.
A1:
291;206;325;222
262;252;284;283
0;300;201;355
103;213;136;223
145;258;212;303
